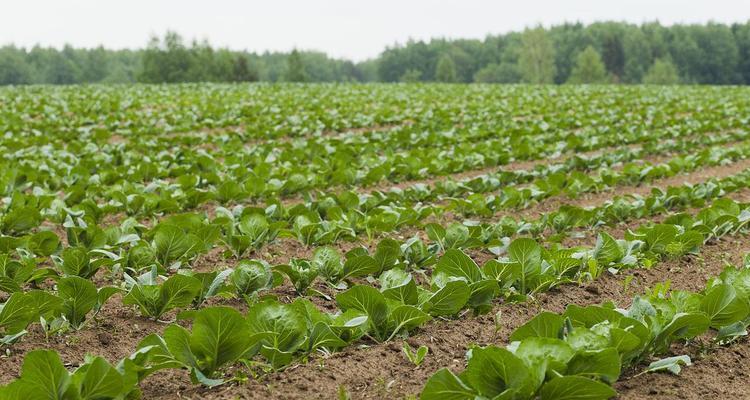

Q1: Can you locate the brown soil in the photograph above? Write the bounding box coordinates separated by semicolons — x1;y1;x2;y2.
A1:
107;134;127;144
166;121;412;145
616;338;750;399
0;294;169;383
367;140;641;194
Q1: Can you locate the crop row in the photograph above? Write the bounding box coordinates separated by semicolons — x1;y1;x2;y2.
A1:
6;120;743;224
420;254;750;400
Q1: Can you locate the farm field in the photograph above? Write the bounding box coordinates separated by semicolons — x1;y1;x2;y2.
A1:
1;83;750;399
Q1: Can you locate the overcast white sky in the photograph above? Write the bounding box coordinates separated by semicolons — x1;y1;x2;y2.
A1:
1;0;748;61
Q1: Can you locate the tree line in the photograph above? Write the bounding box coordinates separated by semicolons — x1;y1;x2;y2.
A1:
1;21;749;85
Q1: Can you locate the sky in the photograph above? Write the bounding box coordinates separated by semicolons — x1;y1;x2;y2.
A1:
1;0;748;61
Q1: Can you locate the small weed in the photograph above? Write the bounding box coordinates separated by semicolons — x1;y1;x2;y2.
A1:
402;342;429;367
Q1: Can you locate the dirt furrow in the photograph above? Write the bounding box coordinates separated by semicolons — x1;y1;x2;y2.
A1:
164;121;412;144
514;157;750;219
200;158;750;270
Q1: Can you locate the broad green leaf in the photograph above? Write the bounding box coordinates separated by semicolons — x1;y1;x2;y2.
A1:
230;260;272;296
700;284;749;328
164;323;198;368
715;321;748;342
564;304;623;328
308;321;348;352
60;247;92;278
189;306;253;377
4;350;71;400
246;300;306;353
74;356;125;399
421;368;475;400
58;276;98;329
193;269;233;304
514;337;574;377
540;376;616;400
566;327;609;352
159;274;202;316
510;311;564;341
27;290;64;319
467;279;498;310
373;239;402;272
381;269;418;305
463;346;535;398
653;312;710;352
643;355;692;375
644;224;678;254
312;246;343;282
424;280;470;317
153;225;200;266
342;255;379;280
508;238;542;293
238;213;269;241
566;348;621;383
0;292;36;334
387;305;431;341
28;231;60;256
336;285;389;334
483;260;521;288
593;232;623;265
1;207;42;235
434;249;482;283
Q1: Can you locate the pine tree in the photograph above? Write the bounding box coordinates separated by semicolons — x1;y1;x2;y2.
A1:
232;56;258;82
284;49;307;82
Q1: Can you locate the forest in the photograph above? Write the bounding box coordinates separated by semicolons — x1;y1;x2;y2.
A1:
1;21;749;85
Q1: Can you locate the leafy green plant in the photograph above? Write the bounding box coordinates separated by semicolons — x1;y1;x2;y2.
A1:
275;259;319;295
123;272;201;319
312;246;344;283
246;299;308;369
336;285;431;342
0;253;52;294
138;306;255;386
0;350;138;400
57;276;118;330
56;247;112;279
216;209;282;258
151;224;203;268
190;269;234;306
1;206;42;236
230;260;274;297
0;292;38;342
